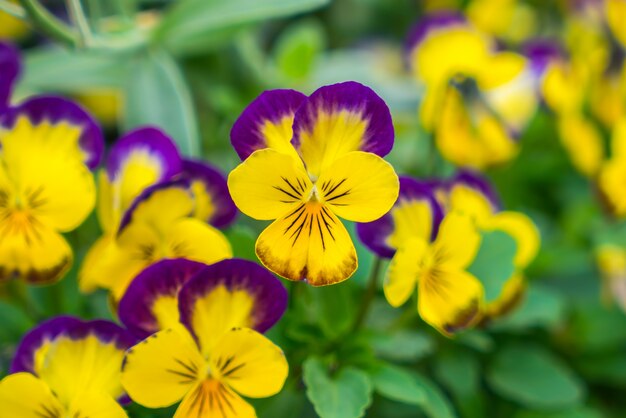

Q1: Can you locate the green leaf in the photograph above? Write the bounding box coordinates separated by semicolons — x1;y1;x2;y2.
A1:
156;0;331;56
491;283;566;331
514;406;605;418
413;372;457;418
487;344;585;409
225;225;257;261
123;50;200;157
0;301;34;342
20;47;129;93
370;363;427;405
372;330;434;363
468;230;517;302
434;349;484;417
303;357;373;418
274;20;326;81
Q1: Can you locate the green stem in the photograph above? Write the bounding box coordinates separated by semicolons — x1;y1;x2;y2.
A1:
18;0;78;47
0;0;26;19
351;257;383;332
67;0;93;47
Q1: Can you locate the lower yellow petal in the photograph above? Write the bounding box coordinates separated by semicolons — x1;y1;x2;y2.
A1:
384;237;427;307
68;393;128;418
418;269;484;335
488;211;540;268
256;203;357;285
0;373;64;418
174;380;256;418
211;328;288;398
317;151;399;223
121;325;205;408
484;273;526;320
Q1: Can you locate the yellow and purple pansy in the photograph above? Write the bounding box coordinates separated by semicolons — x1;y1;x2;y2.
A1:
1;316;136;418
0;41;103;284
119;258;289;418
79;127;236;300
228;82;400;286
407;13;538;170
358;176;483;335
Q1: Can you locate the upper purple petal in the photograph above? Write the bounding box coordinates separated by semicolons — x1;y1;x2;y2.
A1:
449;170;502;211
1;96;104;169
180;159;237;228
291;81;394;158
10;316;135;374
357;176;444;258
118;258;207;339
0;41;20;111
106;126;182;181
178;258;288;338
405;11;466;56
230;89;307;160
522;39;565;78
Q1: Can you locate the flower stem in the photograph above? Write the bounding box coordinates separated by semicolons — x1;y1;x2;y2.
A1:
351;257;382;332
18;0;78;47
67;0;93;47
0;0;26;19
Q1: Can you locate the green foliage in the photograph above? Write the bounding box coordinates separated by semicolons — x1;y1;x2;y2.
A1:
303;357;373;418
273;20;326;82
468;230;517;302
370;363;427;405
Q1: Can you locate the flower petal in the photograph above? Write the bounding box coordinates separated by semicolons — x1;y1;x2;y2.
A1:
178;259;287;356
256;203;357;286
230;89;306;160
418;269;484;335
434;212;481;270
228;148;312;220
174;380;256;418
118;259;207;339
181;159;237;228
357;176;443;258
316;151;399;223
483;273;526;321
292;81;394;178
211;328;288;398
488;211;540;268
384;237;427;307
121;326;205;408
2;96;104;169
68;393;128;418
0;373;64;418
0;41;20;110
449;170;501;211
164;218;232;266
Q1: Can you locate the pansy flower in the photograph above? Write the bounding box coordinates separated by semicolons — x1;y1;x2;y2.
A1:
596;244;626;312
79;127;235;300
442;171;540;319
228;82;399;285
358;177;483;335
1;316;135;417
0;41;103;284
119;258;289;418
407;13;537;170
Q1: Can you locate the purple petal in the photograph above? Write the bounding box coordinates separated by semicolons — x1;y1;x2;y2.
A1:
231;89;307;160
180;159;237;228
0;41;20;110
522;39;565;78
106;126;182;182
178;258;288;339
291;81;394;159
10;316;135;374
405;12;466;56
450;170;502;211
118;258;207;339
117;179;192;234
1;96;104;169
357;176;444;258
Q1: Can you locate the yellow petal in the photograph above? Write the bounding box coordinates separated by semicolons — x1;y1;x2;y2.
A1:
79;235;115;293
483;273;526;320
0;220;72;284
211;328;288;398
38;335;127;405
174;380;256;418
165;218;232;265
384;237;427;307
488;211;540;268
68;393;128;418
418;269;484;335
97;170;117;234
558;114;604;177
256;203;357;285
228;149;312;220
317;151;399;223
387;199;435;250
433;213;481;270
447;184;494;225
599;157;626;217
0;373;64;418
121;326;205;408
